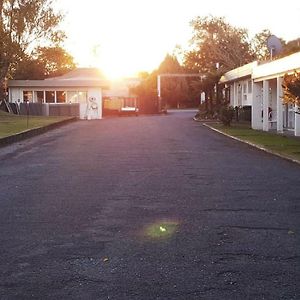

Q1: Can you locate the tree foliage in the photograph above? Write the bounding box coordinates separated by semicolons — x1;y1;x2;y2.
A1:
280;38;300;57
13;46;76;79
183;16;256;112
35;46;76;78
282;71;300;106
158;54;191;108
251;29;273;61
158;54;183;74
131;70;158;113
132;54;196;111
12;55;45;79
135;15;300;114
0;0;64;98
185;16;255;74
251;30;300;60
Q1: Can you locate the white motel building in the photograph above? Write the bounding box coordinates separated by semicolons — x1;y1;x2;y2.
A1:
220;51;300;136
8;68;109;120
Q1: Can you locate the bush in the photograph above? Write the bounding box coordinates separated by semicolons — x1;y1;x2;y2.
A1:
219;105;234;126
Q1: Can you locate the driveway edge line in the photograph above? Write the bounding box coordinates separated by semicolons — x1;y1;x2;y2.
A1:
0;117;77;148
203;123;300;166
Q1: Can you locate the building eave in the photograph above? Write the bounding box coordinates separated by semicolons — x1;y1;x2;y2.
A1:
8;79;110;89
253;51;300;82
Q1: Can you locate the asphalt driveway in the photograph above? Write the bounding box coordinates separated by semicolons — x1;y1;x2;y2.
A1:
0;111;299;299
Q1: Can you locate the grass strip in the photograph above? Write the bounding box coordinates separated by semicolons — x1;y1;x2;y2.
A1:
209;122;300;162
0;111;73;138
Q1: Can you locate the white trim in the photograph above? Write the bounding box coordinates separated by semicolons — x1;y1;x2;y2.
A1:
253;52;300;81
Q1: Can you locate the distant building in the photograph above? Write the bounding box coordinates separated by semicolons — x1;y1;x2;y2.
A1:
7;69;142;119
220;52;300;136
102;78;140;116
8;68;109;119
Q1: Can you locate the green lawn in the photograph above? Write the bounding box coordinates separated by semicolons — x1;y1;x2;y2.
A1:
0;111;73;138
209;122;300;162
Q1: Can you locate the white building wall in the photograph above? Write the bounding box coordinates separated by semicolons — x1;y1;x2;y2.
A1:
86;88;102;120
276;77;283;133
295;106;300;136
241;79;252;106
9;88;22;103
8;86;103;120
269;79;277;130
262;80;270;131
252;82;263;130
228;78;252;108
230;85;234;106
233;82;238;107
222;51;300;136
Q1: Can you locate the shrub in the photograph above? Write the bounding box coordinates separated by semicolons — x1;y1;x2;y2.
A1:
219;105;234;126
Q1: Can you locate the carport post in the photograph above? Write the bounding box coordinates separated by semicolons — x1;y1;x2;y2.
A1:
263;80;269;131
276;77;283;133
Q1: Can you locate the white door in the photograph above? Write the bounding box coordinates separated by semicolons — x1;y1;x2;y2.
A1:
87;89;102;119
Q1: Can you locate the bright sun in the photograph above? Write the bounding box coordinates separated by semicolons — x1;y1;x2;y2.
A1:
95;46;144;79
71;29;157;80
62;1;169;80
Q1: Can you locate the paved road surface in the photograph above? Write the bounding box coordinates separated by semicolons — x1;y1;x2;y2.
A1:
0;111;299;299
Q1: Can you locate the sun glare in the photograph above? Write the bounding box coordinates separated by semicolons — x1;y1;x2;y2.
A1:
97;49;142;80
61;0;300;80
62;0;176;80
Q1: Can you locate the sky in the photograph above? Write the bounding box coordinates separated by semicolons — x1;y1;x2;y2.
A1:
58;0;300;79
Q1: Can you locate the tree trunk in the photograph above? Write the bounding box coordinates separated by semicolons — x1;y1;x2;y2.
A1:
204;90;208;112
0;61;10;101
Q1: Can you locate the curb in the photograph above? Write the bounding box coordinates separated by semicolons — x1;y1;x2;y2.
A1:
0;117;77;148
203;123;300;166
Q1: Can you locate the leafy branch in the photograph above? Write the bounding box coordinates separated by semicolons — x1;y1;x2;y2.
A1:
282;70;300;107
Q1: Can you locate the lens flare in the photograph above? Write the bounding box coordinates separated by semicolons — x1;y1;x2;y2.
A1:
143;220;179;240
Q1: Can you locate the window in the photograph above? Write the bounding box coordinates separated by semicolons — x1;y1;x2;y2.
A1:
67;91;87;104
56;91;66;103
45;91;55;103
67;91;78;103
23;91;33;102
248;80;252;94
243;82;247;94
78;92;87;104
35;91;44;103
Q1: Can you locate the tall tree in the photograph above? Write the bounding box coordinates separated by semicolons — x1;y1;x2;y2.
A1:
0;0;64;99
13;46;76;79
158;54;190;108
251;31;300;60
131;70;159;114
132;54;195;112
280;38;300;57
184;16;255;110
251;29;273;61
35;46;76;78
13;55;45;80
158;54;183;74
185;16;254;74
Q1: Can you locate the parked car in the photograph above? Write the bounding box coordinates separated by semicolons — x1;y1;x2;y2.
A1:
119;106;139;116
